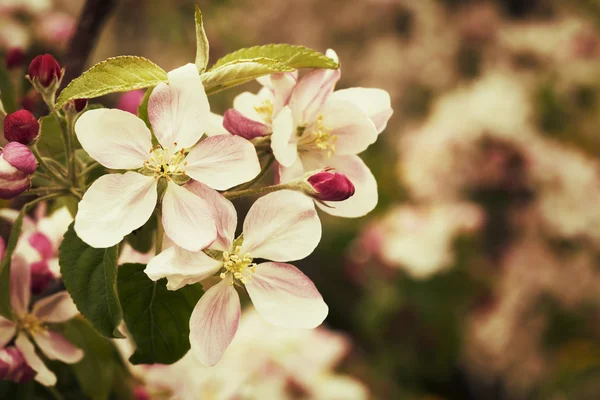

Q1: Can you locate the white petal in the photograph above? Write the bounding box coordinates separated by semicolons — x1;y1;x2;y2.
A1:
270;106;297;167
149;64;210;149
185;135;260;190
32;291;78;323
204;112;231;137
320;98;378;155
241;190;321;262
184;180;237;250
270;72;298;115
0;317;16;348
277;156;307;184
75;172;158;248
75;108;152;169
233;91;269;123
145;246;222;291
289;67;340;124
316;155;378;218
10;255;30;316
33;330;83;364
329;88;393;134
161;181;216;252
189;278;240;366
247;262;328;328
15;334;56;386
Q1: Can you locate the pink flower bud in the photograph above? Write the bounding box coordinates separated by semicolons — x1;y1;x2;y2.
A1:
116;90;145;115
223;108;269;139
0;142;37;199
5;47;25;70
28;54;62;88
30;260;55;294
307;169;355;202
4;109;40;144
0;347;35;383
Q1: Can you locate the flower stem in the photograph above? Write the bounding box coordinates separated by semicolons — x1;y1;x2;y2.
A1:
223;182;295;200
31;144;70;186
65;112;78;185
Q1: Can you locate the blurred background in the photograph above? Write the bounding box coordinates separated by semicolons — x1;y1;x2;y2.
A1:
2;0;600;399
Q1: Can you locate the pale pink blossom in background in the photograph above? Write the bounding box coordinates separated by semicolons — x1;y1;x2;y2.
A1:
146;188;328;366
116;90;146;115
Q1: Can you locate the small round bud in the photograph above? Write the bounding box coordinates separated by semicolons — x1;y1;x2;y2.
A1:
0;347;35;384
306;169;355;202
74;98;88;113
28;54;62;88
0;142;37;199
5;48;25;70
4;109;40;144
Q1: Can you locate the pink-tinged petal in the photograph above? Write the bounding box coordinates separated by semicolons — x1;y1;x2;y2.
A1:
36;207;72;250
32;330;83;364
233;91;271;123
145;246;222;291
0;317;16;348
185;135;260;191
189;278;240;366
270;72;298;115
277;156;308;184
329;88;393;134
15;334;56;386
149;64;210;149
223;109;269;140
161;181;216;252
0;209;35;232
32;292;78;323
247;262;328;328
241;190;321;262
270;106;297;167
75;172;158;248
289;64;340;124
320;98;378;155
316;155;378;218
184;181;237;250
10;255;30;316
75;109;152;169
28;232;53;260
204;112;230;137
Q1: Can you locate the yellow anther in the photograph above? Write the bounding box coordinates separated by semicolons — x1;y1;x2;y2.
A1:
298;114;337;158
220;246;257;285
18;313;47;335
254;100;274;124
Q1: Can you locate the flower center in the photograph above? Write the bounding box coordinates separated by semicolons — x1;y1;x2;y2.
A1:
17;313;47;335
297;115;337;158
254;100;274;125
141;144;188;183
220;245;257;285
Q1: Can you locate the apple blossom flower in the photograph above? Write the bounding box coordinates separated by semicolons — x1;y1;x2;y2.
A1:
226;50;393;217
0;257;83;386
145;186;328;366
0;141;37;199
4;109;40;144
74;63;261;250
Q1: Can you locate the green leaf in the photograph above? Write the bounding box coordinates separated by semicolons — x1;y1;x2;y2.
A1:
194;5;209;73
0;66;16;113
117;263;204;364
60;318;127;400
59;223;124;338
125;215;156;254
0;195;59;319
211;44;339;71
202;57;294;95
56;56;168;109
137;87;153;130
36;115;64;157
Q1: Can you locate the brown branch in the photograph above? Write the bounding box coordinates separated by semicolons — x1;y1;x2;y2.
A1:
61;0;118;89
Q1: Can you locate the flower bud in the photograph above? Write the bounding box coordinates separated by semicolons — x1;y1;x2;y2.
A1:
223;108;269;139
306;169;355;202
74;98;88;113
28;54;62;88
30;260;55;294
4;109;40;144
5;48;25;70
0;142;37;199
116;90;145;115
0;347;35;383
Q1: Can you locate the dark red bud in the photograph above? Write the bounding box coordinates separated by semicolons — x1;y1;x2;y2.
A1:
307;170;355;202
28;54;62;88
5;48;25;70
74;98;88;113
30;261;55;295
4;109;40;144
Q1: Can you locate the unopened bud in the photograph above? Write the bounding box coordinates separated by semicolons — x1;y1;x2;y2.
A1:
306;169;355;202
28;54;62;88
0;142;37;199
223;108;269;139
5;48;25;70
116;90;145;115
0;347;35;383
4;109;40;144
74;98;88;113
